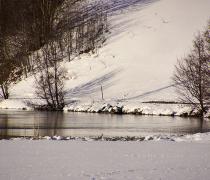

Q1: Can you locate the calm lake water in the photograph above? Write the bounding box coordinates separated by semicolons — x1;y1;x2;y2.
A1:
0;110;210;138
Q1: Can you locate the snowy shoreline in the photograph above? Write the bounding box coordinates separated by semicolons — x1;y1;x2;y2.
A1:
0;99;210;118
2;132;210;143
64;101;210;118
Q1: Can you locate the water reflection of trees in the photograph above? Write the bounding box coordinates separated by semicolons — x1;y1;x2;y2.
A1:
33;111;64;138
0;114;9;139
0;111;210;139
199;118;209;133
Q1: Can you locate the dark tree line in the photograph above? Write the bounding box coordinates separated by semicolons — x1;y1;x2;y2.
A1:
0;0;108;105
0;0;64;99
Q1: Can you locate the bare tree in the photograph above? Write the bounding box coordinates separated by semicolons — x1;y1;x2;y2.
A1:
173;27;210;116
34;40;67;110
203;20;210;102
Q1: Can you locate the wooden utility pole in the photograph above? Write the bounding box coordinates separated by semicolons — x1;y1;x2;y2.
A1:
101;85;104;100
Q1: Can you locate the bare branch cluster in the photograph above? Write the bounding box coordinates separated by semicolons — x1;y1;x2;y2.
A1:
34;40;67;110
173;21;210;116
56;0;108;61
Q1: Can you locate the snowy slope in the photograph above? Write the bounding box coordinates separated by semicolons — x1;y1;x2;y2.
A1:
63;0;210;102
1;0;210;109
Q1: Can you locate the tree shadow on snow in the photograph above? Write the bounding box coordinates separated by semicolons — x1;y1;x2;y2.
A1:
122;84;175;101
104;0;159;43
94;0;159;15
65;69;120;102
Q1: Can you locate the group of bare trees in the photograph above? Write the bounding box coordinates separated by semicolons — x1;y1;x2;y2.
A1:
0;0;64;99
0;0;108;109
173;21;210;117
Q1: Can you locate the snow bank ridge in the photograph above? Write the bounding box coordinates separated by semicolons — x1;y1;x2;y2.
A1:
64;101;210;117
4;132;210;143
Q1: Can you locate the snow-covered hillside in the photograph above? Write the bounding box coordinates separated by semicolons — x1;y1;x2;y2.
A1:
1;0;210;110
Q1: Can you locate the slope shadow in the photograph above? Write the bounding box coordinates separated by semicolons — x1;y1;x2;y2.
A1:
65;69;120;100
87;0;159;15
105;0;159;42
104;0;159;15
123;84;175;101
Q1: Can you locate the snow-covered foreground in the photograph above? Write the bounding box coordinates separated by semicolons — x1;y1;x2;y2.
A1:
1;133;210;180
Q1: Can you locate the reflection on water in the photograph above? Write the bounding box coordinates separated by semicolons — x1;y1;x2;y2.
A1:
0;110;210;138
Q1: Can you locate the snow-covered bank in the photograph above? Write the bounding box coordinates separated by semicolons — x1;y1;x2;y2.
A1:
64;101;205;117
0;99;30;110
1;99;209;118
64;100;210;118
1;133;210;180
6;132;210;143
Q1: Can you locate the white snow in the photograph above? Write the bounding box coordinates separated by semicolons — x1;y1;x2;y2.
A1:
64;100;198;116
0;0;210;113
0;99;29;110
1;1;210;179
1;133;210;180
1;2;210;178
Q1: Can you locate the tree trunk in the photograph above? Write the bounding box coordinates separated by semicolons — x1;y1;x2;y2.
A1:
1;84;9;99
